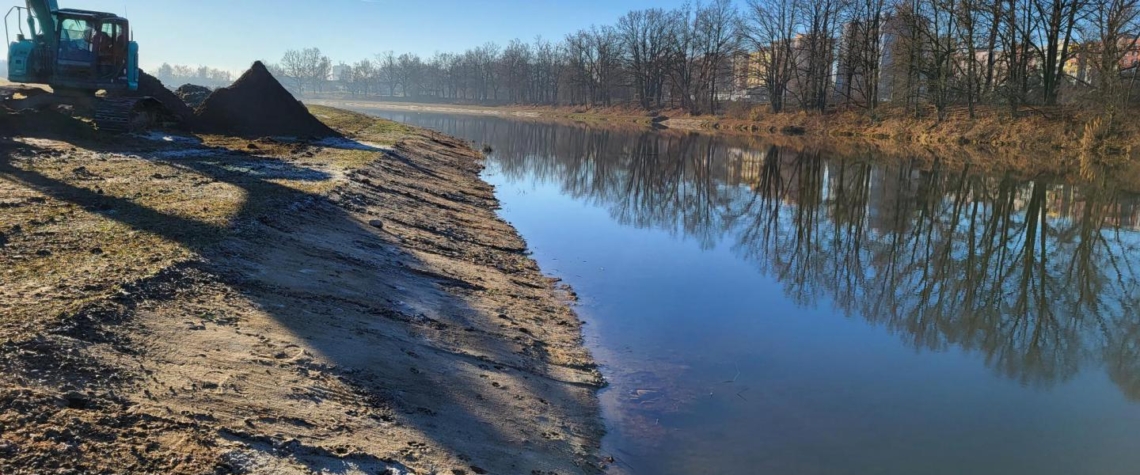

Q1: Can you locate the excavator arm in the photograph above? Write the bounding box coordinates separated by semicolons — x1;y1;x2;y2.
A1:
24;0;58;41
7;0;58;84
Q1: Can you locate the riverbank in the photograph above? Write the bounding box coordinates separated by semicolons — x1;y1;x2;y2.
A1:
311;98;1137;160
678;104;1135;154
0;107;605;474
317;99;1140;191
308;99;658;128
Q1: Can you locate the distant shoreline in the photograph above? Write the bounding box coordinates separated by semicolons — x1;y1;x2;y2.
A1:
305;97;1128;149
307;97;1140;189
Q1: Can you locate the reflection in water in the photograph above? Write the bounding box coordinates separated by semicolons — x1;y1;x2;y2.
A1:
733;155;1140;398
363;110;1140;474
422;113;1140;400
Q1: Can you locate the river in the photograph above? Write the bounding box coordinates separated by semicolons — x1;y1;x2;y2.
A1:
354;107;1140;475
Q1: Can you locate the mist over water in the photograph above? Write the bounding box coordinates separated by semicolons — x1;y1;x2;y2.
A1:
361;108;1140;475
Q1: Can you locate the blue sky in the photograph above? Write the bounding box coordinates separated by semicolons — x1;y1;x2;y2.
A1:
69;0;696;73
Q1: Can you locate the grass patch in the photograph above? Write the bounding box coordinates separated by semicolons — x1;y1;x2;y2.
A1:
307;105;413;145
0;106;420;335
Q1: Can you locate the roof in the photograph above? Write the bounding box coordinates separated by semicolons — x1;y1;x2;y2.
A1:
55;8;128;22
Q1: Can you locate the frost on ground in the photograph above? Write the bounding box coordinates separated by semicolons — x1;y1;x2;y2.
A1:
13;137;72;148
315;136;390;151
137;131;202;144
149;148;228;159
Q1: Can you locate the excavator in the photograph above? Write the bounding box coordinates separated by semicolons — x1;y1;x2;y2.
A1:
4;0;160;132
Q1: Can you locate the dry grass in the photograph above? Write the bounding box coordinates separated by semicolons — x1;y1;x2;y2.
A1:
512;103;659;125
414;98;1137;162
311;99;1140;189
1;146;228;332
687;102;1140;151
302;96;1140;163
307;105;413;142
657;103;1140;186
0;107;408;336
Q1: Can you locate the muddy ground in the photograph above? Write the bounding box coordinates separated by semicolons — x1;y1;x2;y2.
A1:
0;106;605;474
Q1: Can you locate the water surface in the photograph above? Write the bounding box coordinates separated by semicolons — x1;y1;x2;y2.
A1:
360;108;1140;475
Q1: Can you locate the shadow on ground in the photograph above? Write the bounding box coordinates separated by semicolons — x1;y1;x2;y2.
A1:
0;133;602;474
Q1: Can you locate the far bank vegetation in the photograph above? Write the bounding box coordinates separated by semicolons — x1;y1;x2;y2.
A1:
248;0;1140;154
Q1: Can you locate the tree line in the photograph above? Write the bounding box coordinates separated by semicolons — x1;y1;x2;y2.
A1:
264;0;1140;119
152;63;235;89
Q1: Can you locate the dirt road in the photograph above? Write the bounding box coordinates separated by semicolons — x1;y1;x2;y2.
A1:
0;107;605;474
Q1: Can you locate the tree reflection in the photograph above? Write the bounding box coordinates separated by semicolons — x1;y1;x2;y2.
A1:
412;114;1140;401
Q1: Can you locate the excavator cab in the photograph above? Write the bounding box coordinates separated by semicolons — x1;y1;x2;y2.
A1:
51;11;134;90
6;1;139;92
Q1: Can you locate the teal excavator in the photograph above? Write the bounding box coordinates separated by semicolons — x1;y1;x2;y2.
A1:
5;0;156;132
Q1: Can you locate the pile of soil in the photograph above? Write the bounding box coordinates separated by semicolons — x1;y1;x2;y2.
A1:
136;71;194;125
193;61;338;138
0;87;96;139
174;84;211;109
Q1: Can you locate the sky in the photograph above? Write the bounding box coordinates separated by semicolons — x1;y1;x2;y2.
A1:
65;0;698;73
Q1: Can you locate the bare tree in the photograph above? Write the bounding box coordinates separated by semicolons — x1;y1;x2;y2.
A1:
475;42;502;101
667;1;741;114
837;0;889;115
695;0;742;113
281;49;307;92
396;53;422;97
1033;0;1088;105
353;59;375;96
566;26;624;106
619;8;679;108
499;39;529;103
955;0;985;117
665;5;700;111
267;0;1138;119
337;61;354;95
377;50;399;97
918;0;959;120
308;49;332;93
532;37;566;104
797;0;843;111
982;0;1005;94
1000;0;1035;115
743;0;800;112
1086;0;1140;107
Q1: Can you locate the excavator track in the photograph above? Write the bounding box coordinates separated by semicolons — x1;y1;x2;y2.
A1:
94;97;165;134
94;97;137;133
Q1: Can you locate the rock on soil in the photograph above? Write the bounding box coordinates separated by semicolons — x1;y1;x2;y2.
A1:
193;61;339;138
175;84;212;109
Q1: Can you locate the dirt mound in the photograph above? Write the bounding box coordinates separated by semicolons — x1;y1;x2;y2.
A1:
136;71;194;125
0;86;95;139
193;61;338;138
174;84;211;109
0;107;94;139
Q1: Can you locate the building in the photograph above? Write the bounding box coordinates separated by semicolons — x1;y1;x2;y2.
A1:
834;14;910;106
731;50;768;100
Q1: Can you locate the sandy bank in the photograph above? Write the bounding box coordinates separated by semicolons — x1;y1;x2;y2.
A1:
0;107;605;474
